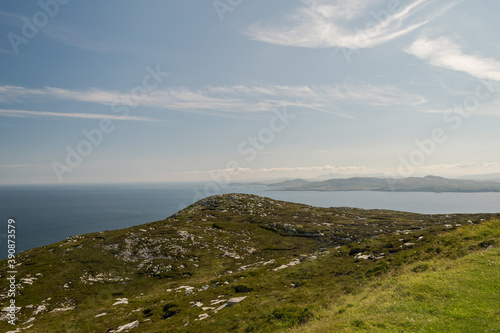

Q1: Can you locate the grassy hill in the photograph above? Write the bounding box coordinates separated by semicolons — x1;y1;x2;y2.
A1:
0;194;499;332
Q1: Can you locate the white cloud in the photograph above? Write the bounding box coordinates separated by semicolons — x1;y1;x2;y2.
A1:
413;162;500;176
422;105;500;117
245;0;454;49
0;164;43;168
405;36;500;81
177;164;370;176
178;162;500;180
0;83;425;119
0;109;160;121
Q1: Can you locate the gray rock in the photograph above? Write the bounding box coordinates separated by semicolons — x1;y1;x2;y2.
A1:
115;320;139;332
227;296;247;307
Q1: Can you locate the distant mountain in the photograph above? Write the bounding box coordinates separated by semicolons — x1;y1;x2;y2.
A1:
314;173;396;181
229;182;267;186
229;178;296;186
268;178;311;187
285;175;500;192
456;173;500;182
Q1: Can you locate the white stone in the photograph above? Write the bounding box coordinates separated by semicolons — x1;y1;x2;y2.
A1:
112;298;128;306
51;306;75;312
356;254;371;260
215;304;226;311
196;313;209;321
273;265;289;271
210;299;226;305
227;296;247;307
190;302;203;308
21;278;36;285
33;304;46;315
175;285;194;292
115;320;139;332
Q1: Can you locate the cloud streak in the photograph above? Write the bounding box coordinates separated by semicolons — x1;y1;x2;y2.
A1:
177;164;369;175
245;0;454;49
178;162;500;178
0;83;425;119
0;109;160;121
405;36;500;81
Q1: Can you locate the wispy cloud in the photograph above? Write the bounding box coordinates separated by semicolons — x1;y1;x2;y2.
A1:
0;109;160;121
405;36;500;81
0;10;23;24
0;163;44;168
177;164;369;175
42;23;122;53
0;83;425;119
178;162;500;179
423;104;500;117
245;0;455;49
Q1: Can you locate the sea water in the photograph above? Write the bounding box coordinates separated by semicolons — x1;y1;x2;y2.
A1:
1;182;499;258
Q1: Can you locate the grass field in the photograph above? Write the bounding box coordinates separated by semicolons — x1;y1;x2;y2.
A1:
288;247;500;332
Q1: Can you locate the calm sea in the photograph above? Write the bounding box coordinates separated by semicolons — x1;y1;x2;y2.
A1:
1;182;500;258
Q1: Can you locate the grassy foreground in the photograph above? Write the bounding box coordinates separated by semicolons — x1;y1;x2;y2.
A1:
288;246;500;332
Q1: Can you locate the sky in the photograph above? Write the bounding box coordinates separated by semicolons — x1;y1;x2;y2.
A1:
1;0;500;184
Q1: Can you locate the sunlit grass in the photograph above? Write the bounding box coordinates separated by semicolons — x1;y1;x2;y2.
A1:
287;247;500;332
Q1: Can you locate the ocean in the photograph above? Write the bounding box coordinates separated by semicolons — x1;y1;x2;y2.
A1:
1;182;500;258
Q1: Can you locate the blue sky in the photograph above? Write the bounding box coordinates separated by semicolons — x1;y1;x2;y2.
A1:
1;0;500;184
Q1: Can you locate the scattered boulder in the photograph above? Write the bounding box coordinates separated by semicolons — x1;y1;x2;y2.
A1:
227;296;247;307
114;320;139;332
215;304;226;312
50;306;75;313
112;298;128;306
33;304;47;315
210;299;226;305
195;313;209;321
190;302;203;308
355;254;371;260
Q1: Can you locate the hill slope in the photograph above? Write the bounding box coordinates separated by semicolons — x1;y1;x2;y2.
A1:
0;194;499;332
290;246;500;332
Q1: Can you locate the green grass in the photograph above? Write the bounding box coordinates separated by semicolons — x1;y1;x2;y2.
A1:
287;247;500;332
